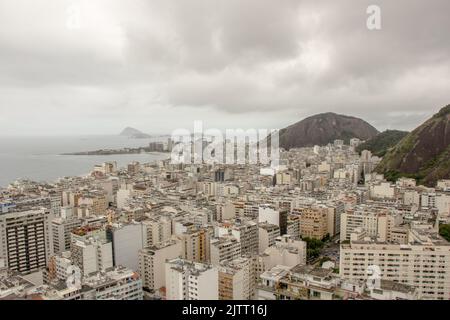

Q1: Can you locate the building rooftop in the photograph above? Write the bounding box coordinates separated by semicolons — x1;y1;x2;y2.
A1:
380;280;415;294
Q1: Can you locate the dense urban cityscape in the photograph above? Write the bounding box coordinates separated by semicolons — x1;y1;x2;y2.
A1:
1;131;449;300
1;0;450;311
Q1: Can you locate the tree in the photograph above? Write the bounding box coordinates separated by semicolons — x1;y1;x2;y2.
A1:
439;224;450;242
302;237;325;260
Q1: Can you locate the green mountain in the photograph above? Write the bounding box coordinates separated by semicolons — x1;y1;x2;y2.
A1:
278;112;379;150
375;104;450;186
356;130;409;157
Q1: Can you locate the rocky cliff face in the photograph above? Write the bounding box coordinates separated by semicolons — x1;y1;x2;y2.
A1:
376;105;450;186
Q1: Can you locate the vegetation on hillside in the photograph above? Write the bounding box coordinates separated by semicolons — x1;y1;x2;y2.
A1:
356;130;408;157
376;104;450;186
278;112;379;149
433;104;450;118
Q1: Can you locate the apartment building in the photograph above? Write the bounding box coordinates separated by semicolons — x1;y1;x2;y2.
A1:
275;265;341;300
272;264;418;300
275;171;293;185
210;236;241;266
81;266;143;300
297;207;328;240
106;222;146;271
142;218;172;247
258;205;288;235
216;202;236;221
258;223;280;253
78;191;108;216
218;257;255;300
71;238;113;276
71;225;107;244
178;228;211;263
259;235;307;272
52;217;82;254
325;202;344;237
62;191;81;208
340;229;450;299
370;182;396;199
12;195;62;217
127;161;141;175
93;161;117;175
47;251;73;282
0;207;54;273
421;192;450;216
218;220;259;256
165;258;218;300
116;188;132;210
138;240;182;292
286;216;300;240
340;207;402;242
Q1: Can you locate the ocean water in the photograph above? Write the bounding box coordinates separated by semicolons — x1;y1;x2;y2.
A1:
0;135;169;187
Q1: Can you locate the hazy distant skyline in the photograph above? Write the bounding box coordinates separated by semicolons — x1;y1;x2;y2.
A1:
1;0;449;135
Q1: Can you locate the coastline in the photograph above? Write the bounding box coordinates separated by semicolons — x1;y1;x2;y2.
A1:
61;148;170;156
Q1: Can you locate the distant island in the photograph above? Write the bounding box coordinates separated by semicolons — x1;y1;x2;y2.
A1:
120;127;152;139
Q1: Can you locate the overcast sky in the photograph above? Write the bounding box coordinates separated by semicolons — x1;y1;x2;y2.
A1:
0;0;449;135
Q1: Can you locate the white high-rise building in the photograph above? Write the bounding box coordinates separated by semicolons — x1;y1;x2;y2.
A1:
340;207;402;242
260;235;307;271
258;223;280;254
216;202;236;221
52;217;82;254
116;188;132;210
165;258;218;300
259;205;281;228
107;222;146;271
71;238;113;275
340;229;450;300
370;182;396;199
138;240;182;292
47;251;73;282
142;218;172;247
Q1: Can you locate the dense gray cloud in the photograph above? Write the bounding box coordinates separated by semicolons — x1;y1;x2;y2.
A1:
0;0;449;135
